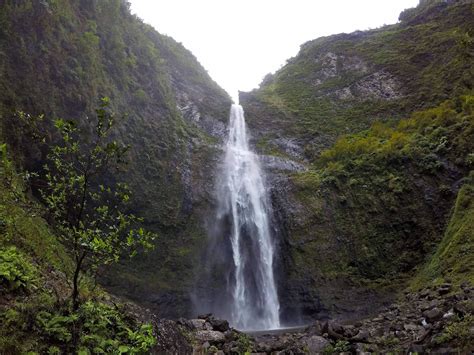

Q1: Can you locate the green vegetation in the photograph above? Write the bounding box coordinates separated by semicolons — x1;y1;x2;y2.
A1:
413;171;474;288
316;95;473;169
235;333;253;355
1;296;156;354
288;96;473;293
0;0;231;317
40;98;155;310
0;142;73;277
433;314;474;351
0;108;156;353
244;1;473;159
0;246;37;292
322;340;352;354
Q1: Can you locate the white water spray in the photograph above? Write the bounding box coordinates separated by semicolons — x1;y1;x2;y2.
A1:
218;104;280;330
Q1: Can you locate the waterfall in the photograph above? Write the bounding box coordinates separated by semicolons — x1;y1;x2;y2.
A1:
217;104;280;330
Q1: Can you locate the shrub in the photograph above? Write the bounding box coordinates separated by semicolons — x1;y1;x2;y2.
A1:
433;314;473;350
0;246;36;292
235;333;253;354
36;310;77;342
78;301;155;354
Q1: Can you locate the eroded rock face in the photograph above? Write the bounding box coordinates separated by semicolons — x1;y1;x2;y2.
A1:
259;155;306;172
331;70;403;100
175;90;228;140
353;70;402;100
273;137;307;161
306;51;403;101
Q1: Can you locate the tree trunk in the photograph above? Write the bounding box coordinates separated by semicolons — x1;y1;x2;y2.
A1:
71;251;86;352
72;251;86;311
72;263;80;311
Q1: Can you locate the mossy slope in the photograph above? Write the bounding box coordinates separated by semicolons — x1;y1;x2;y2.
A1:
242;0;473;158
413;171;474;288
0;0;231;317
0;146;156;354
238;0;474;321
274;95;473;320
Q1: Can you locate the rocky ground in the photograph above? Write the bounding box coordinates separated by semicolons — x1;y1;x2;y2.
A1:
150;282;473;354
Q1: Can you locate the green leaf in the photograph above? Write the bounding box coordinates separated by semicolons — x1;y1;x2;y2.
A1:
118;345;130;353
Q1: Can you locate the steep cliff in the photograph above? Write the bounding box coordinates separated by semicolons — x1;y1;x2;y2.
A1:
0;0;231;317
241;0;474;322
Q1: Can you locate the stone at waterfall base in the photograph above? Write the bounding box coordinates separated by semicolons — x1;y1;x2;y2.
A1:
195;330;226;344
152;284;473;354
305;335;331;353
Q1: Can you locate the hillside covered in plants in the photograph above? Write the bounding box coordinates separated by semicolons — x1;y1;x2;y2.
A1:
240;0;473;333
0;0;232;320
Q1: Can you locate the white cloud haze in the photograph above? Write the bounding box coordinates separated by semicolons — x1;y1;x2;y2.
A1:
129;0;419;101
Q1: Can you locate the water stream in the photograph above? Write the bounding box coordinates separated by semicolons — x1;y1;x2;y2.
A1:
217;104;280;330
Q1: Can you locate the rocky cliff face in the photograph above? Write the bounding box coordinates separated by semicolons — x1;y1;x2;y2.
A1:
0;0;231;317
241;0;474;323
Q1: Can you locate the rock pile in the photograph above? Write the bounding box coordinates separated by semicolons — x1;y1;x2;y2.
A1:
153;283;473;354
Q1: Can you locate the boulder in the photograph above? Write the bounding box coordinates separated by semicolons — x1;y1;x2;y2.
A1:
190;319;209;330
154;319;194;354
195;330;226;345
209;318;230;332
255;338;286;352
327;321;345;340
351;329;369;343
453;300;474;317
442;309;456;322
422;308;443;323
437;283;452;295
198;313;214;320
304;335;331;353
343;325;358;338
415;328;432;343
307;321;324;335
224;330;237;342
404;323;423;332
420;289;432;298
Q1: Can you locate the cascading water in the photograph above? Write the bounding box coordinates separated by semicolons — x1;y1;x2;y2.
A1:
216;104;280;330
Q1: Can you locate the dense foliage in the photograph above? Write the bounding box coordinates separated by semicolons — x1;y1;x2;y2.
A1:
0;0;231;317
0;137;156;353
289;95;473;293
40;98;155;310
1;296;156;354
414;170;474;288
0;246;37;293
237;0;474;319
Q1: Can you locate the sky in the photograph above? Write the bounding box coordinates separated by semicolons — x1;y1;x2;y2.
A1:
129;0;419;101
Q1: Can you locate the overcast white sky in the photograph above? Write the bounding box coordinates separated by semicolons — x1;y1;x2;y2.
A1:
129;0;419;101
